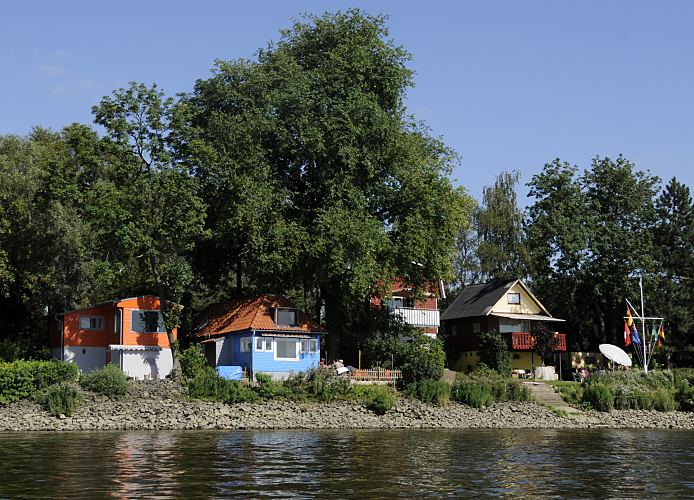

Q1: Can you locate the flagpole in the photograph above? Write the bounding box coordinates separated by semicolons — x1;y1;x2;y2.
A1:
640;275;647;374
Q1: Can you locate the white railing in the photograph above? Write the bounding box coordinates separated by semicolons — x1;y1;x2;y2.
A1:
389;307;440;327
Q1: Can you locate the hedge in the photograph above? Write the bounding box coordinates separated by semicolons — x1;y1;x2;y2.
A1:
0;360;78;404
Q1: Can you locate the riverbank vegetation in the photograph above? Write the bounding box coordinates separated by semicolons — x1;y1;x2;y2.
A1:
551;369;694;412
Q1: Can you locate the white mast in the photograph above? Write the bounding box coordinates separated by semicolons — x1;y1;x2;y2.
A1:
640;275;647;374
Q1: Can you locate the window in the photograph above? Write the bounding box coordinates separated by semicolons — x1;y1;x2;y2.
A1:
450;324;457;336
275;338;299;360
507;292;521;304
275;308;298;326
240;337;252;352
131;310;164;333
300;338;318;354
386;296;413;309
79;316;103;330
256;337;272;352
472;322;481;334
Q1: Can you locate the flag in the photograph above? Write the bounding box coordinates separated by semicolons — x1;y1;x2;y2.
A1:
626;308;641;345
658;323;666;348
624;320;631;347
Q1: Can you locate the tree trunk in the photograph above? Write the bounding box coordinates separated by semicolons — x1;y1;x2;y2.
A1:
235;257;243;298
150;254;181;379
320;284;342;362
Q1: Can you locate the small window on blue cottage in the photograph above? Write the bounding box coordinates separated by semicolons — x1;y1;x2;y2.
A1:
274;308;298;326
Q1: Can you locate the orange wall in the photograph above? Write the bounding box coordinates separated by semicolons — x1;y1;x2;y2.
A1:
57;296;177;349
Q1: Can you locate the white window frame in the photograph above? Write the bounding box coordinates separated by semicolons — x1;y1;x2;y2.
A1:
255;337;273;352
507;292;521;304
240;336;252;352
79;316;104;330
274;307;298;326
300;338;318;354
274;338;300;361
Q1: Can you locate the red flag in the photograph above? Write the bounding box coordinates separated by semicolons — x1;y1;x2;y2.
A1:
624;320;632;347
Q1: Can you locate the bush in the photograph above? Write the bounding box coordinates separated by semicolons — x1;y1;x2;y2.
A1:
407;379;450;406
584;382;614;411
450;368;529;408
43;383;81;416
179;345;208;380
451;379;494;408
365;389;396;415
79;364;128;398
254;372;291;399
188;367;227;400
478;332;511;375
188;367;257;403
399;333;446;386
0;360;78;404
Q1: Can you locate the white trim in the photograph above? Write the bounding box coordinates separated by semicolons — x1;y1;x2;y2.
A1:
108;344;162;351
255;337;273;352
274;337;300;361
490;312;565;322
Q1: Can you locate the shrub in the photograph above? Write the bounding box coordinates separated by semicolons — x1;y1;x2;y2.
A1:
224;380;258;404
407;379;451;406
478;332;511;375
450;369;529;408
188;367;258;403
451;379;494;408
43;383;81;417
188;367;227;400
254;372;291;399
0;360;78;404
79;364;128;398
366;389;396;415
179;345;208;380
399;333;446;386
584;382;614;411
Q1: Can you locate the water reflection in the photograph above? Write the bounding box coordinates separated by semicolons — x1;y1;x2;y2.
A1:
0;429;693;498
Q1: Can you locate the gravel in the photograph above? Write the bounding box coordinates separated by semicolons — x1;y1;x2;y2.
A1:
2;381;694;432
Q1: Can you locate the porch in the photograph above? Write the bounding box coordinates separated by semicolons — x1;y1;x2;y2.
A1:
389;307;440;328
504;332;567;352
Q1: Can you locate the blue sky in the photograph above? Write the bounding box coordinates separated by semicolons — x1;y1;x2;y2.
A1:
2;1;692;205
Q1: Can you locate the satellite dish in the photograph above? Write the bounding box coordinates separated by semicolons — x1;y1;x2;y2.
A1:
599;343;632;367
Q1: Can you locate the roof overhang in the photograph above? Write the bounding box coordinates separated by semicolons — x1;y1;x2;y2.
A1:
108;344;163;351
490;312;565;322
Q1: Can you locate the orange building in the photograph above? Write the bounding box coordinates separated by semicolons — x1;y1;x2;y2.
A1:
50;295;177;379
371;278;443;337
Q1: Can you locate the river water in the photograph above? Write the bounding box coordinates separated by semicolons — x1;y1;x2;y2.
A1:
1;429;692;498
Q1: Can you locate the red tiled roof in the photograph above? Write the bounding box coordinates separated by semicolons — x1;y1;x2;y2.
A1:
192;294;327;337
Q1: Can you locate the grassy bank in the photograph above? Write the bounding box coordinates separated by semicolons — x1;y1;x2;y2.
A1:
550;369;694;412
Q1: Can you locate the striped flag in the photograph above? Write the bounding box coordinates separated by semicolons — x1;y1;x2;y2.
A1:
627;308;641;345
657;323;666;348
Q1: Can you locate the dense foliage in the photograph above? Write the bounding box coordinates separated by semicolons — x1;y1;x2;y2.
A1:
553;369;694;412
450;369;530;408
179;345;208;380
0;10;470;366
0;360;78;404
79;364;128;398
42;382;82;417
478;332;511;375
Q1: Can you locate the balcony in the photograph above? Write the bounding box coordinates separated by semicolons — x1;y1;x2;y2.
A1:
506;332;567;352
389;307;440;328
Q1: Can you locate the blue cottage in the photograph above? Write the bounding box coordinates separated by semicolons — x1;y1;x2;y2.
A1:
193;294;326;381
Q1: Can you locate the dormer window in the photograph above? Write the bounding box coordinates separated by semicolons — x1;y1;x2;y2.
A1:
274;307;298;326
507;292;521;304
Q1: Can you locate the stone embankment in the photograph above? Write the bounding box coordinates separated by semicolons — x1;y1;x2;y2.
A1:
2;380;694;432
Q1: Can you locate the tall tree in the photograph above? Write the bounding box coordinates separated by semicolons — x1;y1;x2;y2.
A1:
526;156;659;348
475;170;529;281
93;83;207;377
652;177;694;364
183;10;472;358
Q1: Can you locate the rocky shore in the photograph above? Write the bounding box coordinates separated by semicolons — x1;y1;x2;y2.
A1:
2;380;694;432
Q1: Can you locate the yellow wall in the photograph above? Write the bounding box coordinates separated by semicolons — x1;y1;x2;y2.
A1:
450;351;481;372
510;351;540;370
491;282;543;315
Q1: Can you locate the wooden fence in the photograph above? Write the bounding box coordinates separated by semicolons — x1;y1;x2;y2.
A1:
349;368;402;385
